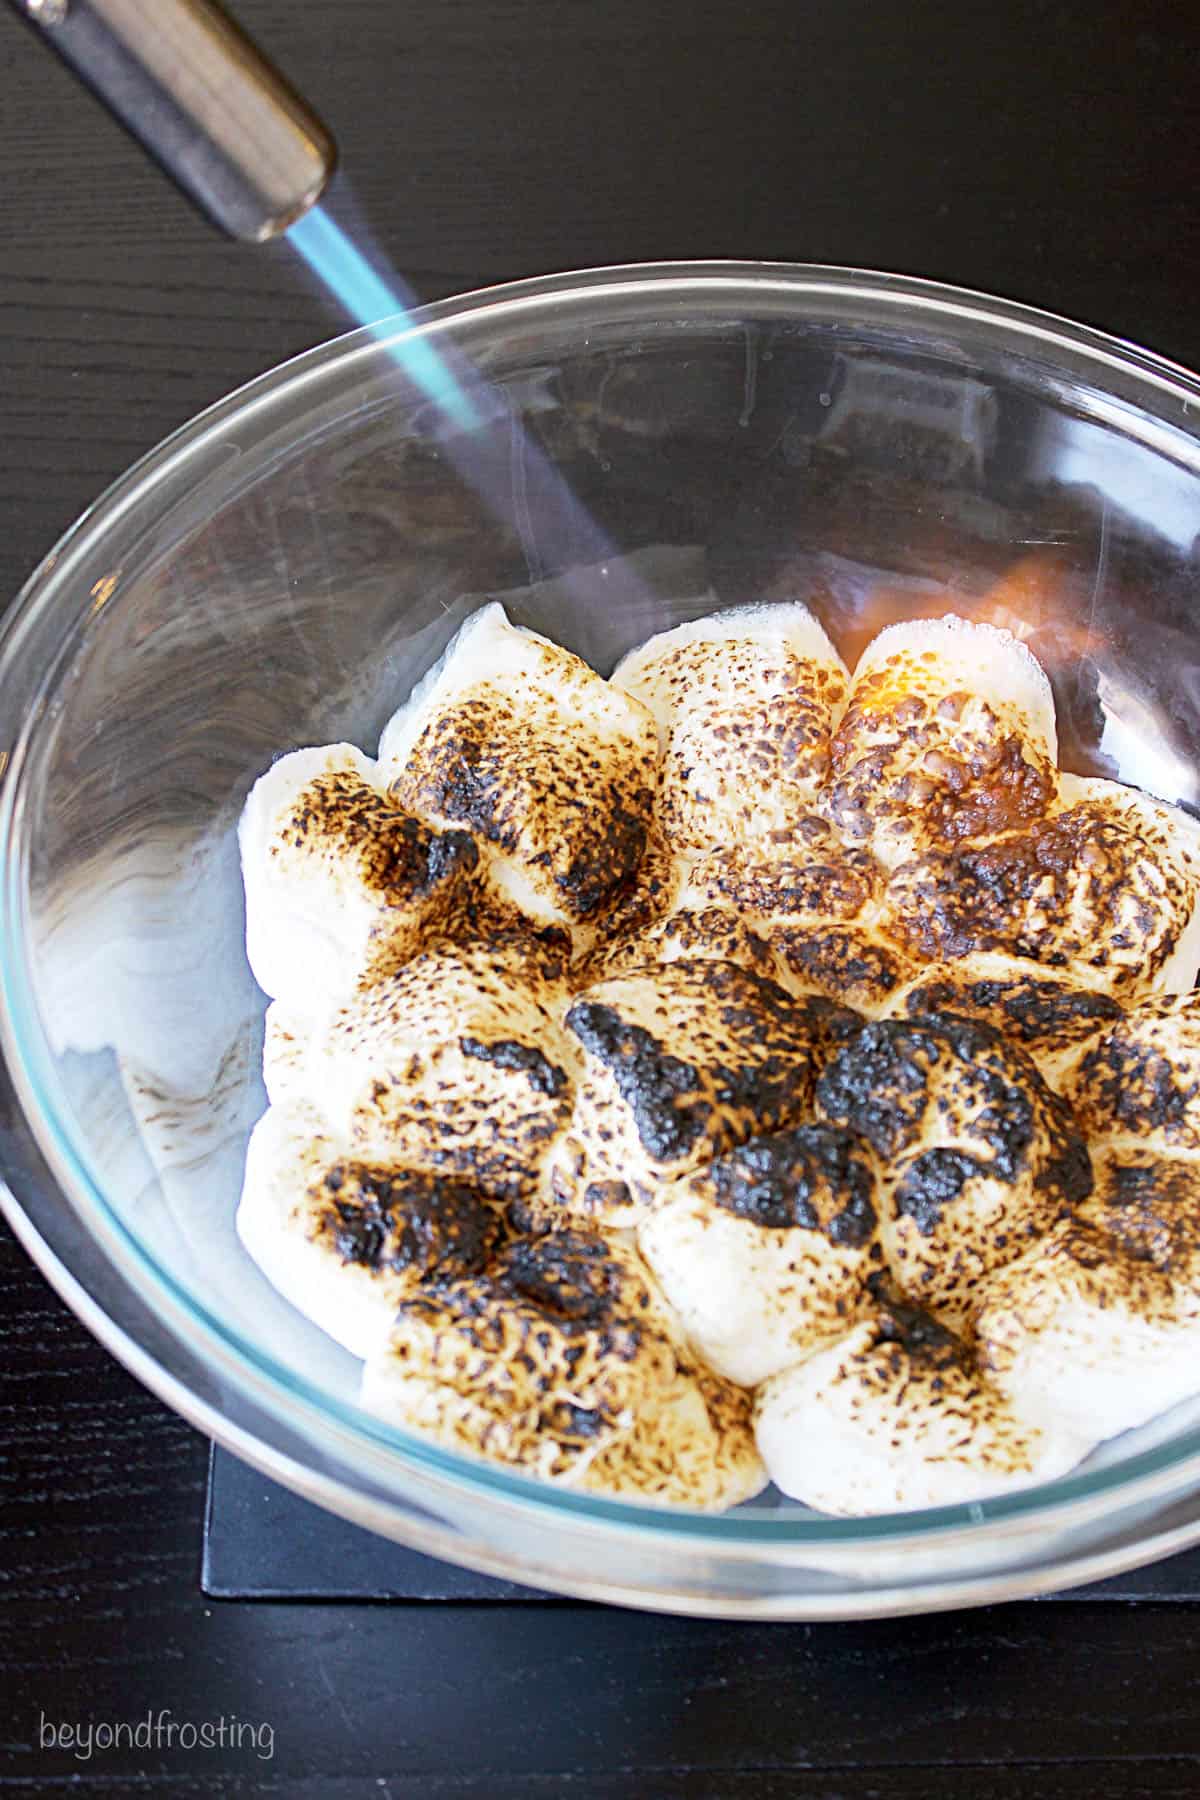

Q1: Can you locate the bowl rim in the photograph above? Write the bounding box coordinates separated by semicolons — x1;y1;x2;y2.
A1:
7;256;1200;1564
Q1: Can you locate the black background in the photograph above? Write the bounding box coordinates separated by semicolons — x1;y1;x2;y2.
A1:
4;1;1200;1792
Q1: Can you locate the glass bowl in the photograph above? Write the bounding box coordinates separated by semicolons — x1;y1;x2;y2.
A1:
6;261;1200;1619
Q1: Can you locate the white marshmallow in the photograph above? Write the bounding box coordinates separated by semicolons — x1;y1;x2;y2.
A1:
976;1164;1200;1443
293;939;572;1208
239;742;477;1008
755;1304;1091;1514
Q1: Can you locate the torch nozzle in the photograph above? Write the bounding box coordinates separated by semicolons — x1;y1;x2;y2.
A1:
9;0;336;241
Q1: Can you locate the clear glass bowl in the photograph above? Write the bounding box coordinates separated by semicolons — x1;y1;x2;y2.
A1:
6;262;1200;1618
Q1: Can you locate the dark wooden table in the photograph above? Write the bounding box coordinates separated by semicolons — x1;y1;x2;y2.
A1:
4;1;1200;1792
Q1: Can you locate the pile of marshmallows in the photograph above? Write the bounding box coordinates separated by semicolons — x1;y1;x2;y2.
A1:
237;601;1200;1514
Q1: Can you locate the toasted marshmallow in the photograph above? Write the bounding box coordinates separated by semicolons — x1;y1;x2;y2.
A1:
828;616;1059;867
611;602;848;853
379;603;659;929
1065;992;1200;1157
638;1124;883;1386
886;784;1200;999
587;821;876;995
1082;1148;1200;1282
586;842;778;986
887;955;1124;1086
239;743;480;1007
362;1227;766;1508
688;823;881;923
596;906;780;987
764;924;915;1016
755;1300;1089;1514
1057;775;1200;993
574;828;681;979
237;1105;502;1358
683;825;914;1014
815;1016;1092;1328
976;1160;1200;1443
291;939;572;1204
551;960;860;1227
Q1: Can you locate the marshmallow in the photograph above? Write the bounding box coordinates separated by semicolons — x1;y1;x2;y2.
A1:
755;1300;1089;1513
638;1124;883;1386
551;960;860;1227
612;602;849;853
829;616;1058;867
362;1226;766;1508
815;1015;1091;1329
239;742;478;1007
237;1104;502;1359
380;602;659;930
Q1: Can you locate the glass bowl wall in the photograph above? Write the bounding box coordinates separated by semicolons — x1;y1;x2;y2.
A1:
5;264;1200;1616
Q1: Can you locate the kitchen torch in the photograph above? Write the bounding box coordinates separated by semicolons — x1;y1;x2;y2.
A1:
7;0;337;241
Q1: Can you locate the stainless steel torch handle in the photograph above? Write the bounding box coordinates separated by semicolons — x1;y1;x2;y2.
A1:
8;0;336;240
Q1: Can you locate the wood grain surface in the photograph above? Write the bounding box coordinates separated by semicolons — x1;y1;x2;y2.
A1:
4;0;1200;1791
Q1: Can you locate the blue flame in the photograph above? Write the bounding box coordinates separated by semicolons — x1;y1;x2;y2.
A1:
285;200;631;595
287;205;477;428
